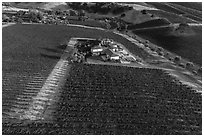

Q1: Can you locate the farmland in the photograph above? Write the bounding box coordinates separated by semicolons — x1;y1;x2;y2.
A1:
3;64;201;134
2;24;154;124
2;2;202;135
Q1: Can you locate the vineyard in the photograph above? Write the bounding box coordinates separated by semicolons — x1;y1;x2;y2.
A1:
3;61;202;135
54;64;201;134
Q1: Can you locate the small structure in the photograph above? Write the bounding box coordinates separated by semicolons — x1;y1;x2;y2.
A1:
91;46;103;56
103;49;120;61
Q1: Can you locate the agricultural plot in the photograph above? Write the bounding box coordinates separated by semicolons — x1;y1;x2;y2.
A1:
3;63;201;134
2;25;63;123
2;24;154;124
56;64;202;134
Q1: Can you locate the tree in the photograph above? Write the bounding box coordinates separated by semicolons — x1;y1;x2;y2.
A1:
69;9;77;16
141;10;147;14
36;12;43;20
17;18;23;24
2;14;10;22
174;56;181;63
17;10;25;17
120;13;126;18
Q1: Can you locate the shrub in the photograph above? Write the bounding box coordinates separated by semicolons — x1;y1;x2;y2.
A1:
141;10;147;14
178;63;185;68
120;13;126;18
150;47;155;51
144;44;149;47
197;67;202;74
174;56;181;62
186;62;194;69
192;70;197;75
17;18;23;24
157;47;163;52
158;51;164;56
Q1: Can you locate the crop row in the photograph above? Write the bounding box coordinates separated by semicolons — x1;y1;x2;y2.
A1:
53;64;201;134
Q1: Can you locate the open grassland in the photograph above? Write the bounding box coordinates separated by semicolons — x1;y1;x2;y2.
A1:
147;2;184;15
121;9;155;24
69;19;107;29
170;2;202;11
128;18;170;30
133;26;202;66
147;10;197;23
3;64;201;134
147;2;201;23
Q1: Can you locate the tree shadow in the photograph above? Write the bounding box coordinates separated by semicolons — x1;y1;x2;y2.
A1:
56;44;67;50
40;47;63;53
40;53;61;60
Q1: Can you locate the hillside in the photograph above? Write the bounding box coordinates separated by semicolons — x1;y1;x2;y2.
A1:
128;18;170;30
121;9;157;24
4;2;68;11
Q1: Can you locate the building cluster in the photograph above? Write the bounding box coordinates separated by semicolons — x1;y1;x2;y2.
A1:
72;38;137;64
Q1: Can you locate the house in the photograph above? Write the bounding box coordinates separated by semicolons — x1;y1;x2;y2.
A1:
103;49;120;61
101;38;113;46
91;46;103;56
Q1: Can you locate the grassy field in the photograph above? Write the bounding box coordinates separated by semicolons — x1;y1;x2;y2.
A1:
69;19;107;29
146;2;201;23
147;2;185;15
170;2;202;11
128;18;170;29
3;63;201;134
133;26;202;66
121;9;155;24
147;10;197;23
